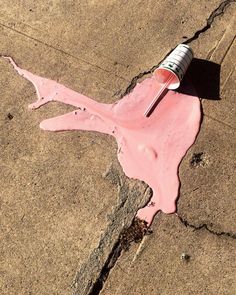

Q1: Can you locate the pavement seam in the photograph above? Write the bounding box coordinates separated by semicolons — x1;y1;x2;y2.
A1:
86;1;236;287
183;0;236;45
177;214;236;239
204;113;235;130
0;22;128;82
88;241;122;295
88;216;151;295
71;185;151;295
221;67;235;91
217;35;235;65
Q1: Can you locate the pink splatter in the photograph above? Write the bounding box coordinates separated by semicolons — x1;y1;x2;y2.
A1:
4;57;201;225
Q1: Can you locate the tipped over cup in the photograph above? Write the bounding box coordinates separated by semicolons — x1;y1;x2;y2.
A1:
154;44;194;90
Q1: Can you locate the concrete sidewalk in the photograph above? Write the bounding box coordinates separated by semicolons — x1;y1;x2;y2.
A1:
0;1;235;294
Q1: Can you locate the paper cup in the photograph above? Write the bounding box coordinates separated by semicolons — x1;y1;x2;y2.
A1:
154;44;194;90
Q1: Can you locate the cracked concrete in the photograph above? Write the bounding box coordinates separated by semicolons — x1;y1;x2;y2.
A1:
101;214;236;295
177;214;236;239
102;2;236;294
184;0;235;44
122;0;235;96
0;1;235;295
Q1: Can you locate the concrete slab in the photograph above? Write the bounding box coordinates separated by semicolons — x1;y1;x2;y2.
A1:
101;2;236;294
0;0;222;93
101;214;236;295
178;117;236;234
0;36;148;295
178;2;236;234
0;1;235;295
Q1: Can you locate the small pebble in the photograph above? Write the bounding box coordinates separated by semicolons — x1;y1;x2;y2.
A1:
7;113;13;120
181;253;190;261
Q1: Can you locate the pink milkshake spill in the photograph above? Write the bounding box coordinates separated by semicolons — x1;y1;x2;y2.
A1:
3;48;201;226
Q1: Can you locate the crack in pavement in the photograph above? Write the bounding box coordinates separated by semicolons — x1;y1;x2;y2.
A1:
89;211;236;295
72;184;150;295
88;241;122;295
88;218;150;295
122;0;235;96
86;2;236;291
177;214;236;239
183;0;236;45
204;113;236;130
72;2;235;293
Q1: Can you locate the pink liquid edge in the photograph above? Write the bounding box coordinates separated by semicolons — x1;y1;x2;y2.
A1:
4;56;201;226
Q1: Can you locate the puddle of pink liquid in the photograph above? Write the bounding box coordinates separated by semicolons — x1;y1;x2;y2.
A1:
4;57;201;225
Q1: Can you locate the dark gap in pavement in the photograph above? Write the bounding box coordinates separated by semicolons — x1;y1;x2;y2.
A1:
183;0;235;45
89;219;150;295
177;214;236;239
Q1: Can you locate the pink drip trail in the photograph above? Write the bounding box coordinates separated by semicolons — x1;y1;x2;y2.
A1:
4;57;201;226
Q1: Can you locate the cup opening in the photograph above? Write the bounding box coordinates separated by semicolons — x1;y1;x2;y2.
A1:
154;68;180;90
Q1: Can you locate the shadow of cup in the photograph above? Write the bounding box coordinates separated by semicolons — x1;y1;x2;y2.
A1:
177;58;221;100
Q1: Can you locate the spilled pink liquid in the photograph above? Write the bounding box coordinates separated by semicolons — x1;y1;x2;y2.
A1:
4;57;201;225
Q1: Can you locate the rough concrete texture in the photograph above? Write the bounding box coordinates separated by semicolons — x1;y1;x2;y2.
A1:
101;214;236;295
0;1;235;295
102;2;236;295
178;2;236;235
